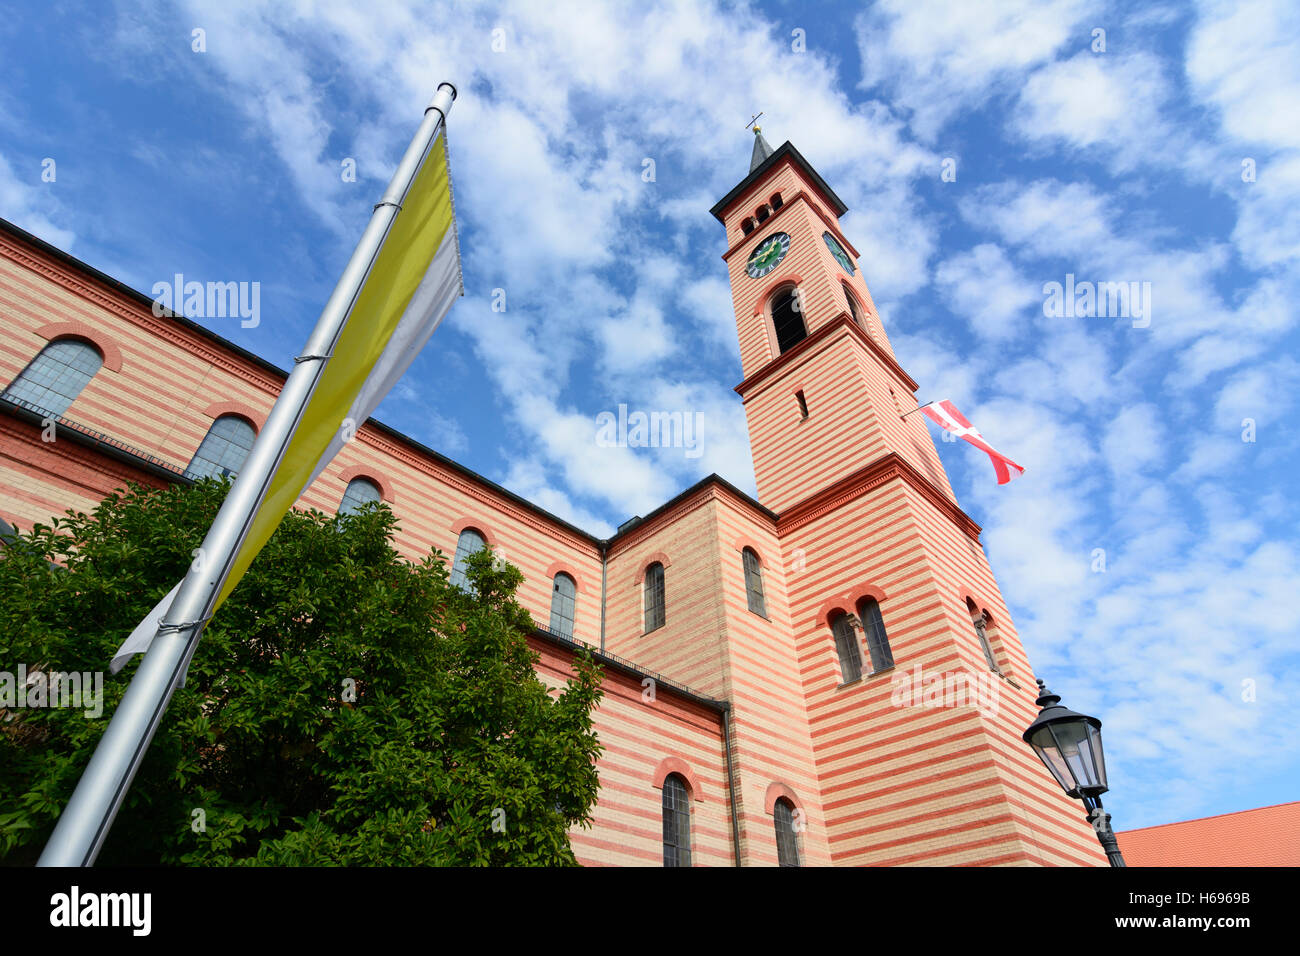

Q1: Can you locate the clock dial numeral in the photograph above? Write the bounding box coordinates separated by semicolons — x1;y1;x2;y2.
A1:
746;232;791;279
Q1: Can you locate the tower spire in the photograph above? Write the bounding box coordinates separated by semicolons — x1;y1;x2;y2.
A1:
749;124;774;172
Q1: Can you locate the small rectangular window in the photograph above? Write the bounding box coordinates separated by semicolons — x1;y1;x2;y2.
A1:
795;390;808;419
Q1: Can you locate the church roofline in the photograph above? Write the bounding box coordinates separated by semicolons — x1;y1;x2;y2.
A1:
709;140;849;223
0;216;776;553
530;624;728;713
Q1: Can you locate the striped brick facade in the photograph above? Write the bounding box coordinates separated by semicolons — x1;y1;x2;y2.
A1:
0;139;1103;866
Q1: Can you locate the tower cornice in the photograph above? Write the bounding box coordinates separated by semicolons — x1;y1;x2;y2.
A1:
776;450;982;543
733;313;919;399
710;141;848;223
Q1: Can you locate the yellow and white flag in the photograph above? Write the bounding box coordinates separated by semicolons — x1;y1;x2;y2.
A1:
111;133;462;674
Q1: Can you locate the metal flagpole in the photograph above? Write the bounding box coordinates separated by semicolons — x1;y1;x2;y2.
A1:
899;401;933;420
37;83;457;867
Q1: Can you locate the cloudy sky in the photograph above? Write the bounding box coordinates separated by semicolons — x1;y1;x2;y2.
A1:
2;0;1297;832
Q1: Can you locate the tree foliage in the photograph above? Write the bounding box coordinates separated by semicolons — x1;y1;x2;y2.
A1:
0;480;603;865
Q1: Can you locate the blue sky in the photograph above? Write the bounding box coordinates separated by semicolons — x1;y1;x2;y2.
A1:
2;0;1297;833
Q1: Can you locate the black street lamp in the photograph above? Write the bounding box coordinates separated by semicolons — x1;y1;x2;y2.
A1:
1022;679;1126;867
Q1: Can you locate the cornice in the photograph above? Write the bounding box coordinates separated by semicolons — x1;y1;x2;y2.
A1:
606;478;776;560
0;231;284;396
353;424;600;557
777;451;982;543
735;313;919;399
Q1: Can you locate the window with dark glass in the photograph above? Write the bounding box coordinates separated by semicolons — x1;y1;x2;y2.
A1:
662;773;691;867
743;548;766;616
858;598;895;673
770;192;784;211
774;798;801;866
3;339;103;417
771;287;807;354
187;415;256;481
742;218;756;235
644;562;666;632
338;477;381;516
550;573;576;638
450;528;487;590
831;611;862;683
756;204;770;223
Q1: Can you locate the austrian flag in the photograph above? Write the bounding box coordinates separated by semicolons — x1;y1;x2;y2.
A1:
920;400;1025;485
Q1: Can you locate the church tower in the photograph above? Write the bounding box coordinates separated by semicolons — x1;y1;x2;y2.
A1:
711;129;1107;865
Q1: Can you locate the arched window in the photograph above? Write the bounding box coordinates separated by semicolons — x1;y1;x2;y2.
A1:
662;773;691;867
770;192;784;211
968;599;1000;672
550;573;577;638
771;287;807;354
858;598;895;673
3;339;103;417
756;204;771;223
338;477;381;516
187;415;256;481
450;528;487;590
830;611;863;683
644;562;666;632
741;218;756;236
774;798;801;867
742;548;766;616
844;285;869;335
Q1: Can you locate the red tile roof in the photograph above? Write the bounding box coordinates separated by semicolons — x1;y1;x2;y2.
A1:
1118;801;1300;867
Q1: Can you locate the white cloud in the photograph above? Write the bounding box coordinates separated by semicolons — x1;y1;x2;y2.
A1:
934;243;1038;340
855;0;1094;141
1187;0;1300;152
0;151;75;249
1012;52;1176;171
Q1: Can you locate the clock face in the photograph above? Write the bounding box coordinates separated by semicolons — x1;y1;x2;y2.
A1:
823;231;855;275
746;232;791;279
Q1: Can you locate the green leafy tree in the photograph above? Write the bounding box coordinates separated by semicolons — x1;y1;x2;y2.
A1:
0;480;603;865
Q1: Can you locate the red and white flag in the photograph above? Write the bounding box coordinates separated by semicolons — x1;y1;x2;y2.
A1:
920;400;1025;485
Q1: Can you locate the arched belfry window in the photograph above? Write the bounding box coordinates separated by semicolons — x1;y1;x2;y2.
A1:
644;562;666;632
741;217;756;236
338;477;381;516
187;415;256;481
774;798;801;866
830;611;863;683
550;573;577;638
742;548;766;616
770;192;784;211
662;773;691;867
858;598;895;673
844;285;869;334
771;287;807;355
3;338;103;417
451;528;487;590
756;204;771;223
